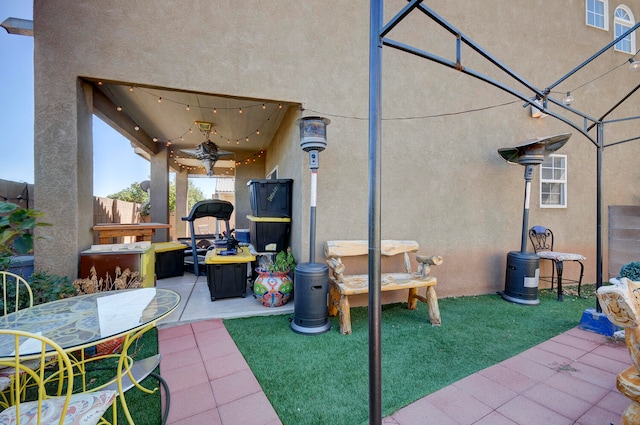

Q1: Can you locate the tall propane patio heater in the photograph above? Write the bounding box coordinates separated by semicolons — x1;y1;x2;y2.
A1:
291;116;332;335
498;133;571;305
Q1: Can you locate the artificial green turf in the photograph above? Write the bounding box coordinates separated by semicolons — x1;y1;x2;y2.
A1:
224;285;598;425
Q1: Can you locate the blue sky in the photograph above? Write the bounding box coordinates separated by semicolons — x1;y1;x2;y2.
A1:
0;1;217;197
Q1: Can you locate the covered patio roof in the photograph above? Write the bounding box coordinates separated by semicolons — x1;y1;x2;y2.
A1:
90;80;295;178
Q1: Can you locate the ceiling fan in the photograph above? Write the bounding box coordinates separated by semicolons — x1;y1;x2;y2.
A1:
180;121;234;176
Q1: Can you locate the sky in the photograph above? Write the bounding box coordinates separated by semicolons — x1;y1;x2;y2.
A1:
0;1;217;198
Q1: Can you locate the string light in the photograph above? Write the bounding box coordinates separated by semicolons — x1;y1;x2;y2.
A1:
158;97;162;103
213;108;217;113
238;108;243;114
186;105;190;111
116;106;122;111
562;92;574;106
134;126;139;131
129;86;134;92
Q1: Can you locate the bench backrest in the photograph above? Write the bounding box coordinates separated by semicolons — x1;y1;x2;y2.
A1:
325;240;420;275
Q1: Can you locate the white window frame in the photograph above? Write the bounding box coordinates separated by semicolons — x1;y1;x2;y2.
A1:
614;5;636;54
266;165;278;180
586;0;609;31
540;154;567;209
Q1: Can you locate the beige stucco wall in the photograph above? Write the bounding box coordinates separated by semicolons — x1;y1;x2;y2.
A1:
33;0;640;297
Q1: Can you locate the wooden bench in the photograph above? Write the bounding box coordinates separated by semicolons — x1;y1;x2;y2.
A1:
324;240;443;335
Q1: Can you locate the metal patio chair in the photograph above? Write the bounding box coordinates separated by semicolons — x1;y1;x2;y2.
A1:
0;329;116;425
0;271;33;316
529;225;586;301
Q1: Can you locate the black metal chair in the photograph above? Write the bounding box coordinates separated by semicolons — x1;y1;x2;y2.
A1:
181;200;234;276
529;225;586;301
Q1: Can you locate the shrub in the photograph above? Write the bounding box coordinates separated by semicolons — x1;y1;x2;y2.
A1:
0;201;50;271
620;261;640;281
29;271;75;305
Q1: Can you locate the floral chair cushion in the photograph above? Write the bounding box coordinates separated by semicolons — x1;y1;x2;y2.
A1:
536;251;586;262
0;377;10;392
0;390;115;425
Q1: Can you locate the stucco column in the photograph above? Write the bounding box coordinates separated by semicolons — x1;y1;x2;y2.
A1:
33;79;94;278
174;170;189;239
150;145;170;241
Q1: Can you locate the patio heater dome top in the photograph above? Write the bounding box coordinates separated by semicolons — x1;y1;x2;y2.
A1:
498;132;572;165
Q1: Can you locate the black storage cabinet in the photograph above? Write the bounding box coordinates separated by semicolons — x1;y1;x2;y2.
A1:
248;179;293;217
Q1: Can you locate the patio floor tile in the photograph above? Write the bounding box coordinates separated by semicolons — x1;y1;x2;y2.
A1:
522;382;592;419
217;391;281;425
164;381;217;424
426;384;493;424
574;404;623;425
160;346;203;371
210;369;262;406
496;396;573;425
453;372;518;409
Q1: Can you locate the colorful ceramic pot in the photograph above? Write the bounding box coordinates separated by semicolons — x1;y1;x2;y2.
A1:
254;269;293;307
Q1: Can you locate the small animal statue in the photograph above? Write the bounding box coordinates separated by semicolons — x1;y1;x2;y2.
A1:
597;278;640;425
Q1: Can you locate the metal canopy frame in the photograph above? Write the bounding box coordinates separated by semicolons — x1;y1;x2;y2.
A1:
368;0;640;423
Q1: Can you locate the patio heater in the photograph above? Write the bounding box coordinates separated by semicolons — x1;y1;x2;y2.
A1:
498;133;571;305
291;116;332;335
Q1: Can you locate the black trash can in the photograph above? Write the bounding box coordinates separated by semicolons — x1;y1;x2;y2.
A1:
500;251;540;305
291;262;331;335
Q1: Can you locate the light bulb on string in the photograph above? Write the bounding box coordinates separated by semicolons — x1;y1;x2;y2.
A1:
213;108;217;114
134;126;139;131
186;105;190;111
562;92;574;106
262;104;266;110
158;97;162;103
116;106;122;112
239;108;243;114
129;86;134;92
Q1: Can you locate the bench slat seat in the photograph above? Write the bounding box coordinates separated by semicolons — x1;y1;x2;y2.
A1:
336;273;437;295
325;239;442;335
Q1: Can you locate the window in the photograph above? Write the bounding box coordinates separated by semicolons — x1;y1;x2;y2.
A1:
614;5;636;54
586;0;609;30
540;154;567;208
266;166;278;180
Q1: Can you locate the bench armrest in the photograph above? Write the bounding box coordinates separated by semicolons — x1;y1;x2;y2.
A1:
327;257;345;283
416;255;443;278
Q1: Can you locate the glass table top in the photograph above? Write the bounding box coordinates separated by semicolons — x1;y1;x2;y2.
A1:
0;288;180;356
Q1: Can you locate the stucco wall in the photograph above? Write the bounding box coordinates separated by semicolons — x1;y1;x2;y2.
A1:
33;0;640;296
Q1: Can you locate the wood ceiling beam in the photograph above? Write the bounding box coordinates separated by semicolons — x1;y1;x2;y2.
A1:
92;86;159;156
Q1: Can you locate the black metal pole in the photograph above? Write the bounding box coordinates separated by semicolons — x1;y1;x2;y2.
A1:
369;0;383;424
520;165;534;253
596;123;604;312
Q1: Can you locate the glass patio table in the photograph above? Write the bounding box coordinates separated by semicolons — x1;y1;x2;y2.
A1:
0;287;180;424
